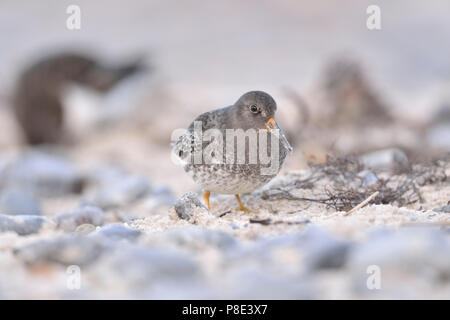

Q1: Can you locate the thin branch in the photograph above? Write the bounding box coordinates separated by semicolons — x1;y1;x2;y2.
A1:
344;191;379;216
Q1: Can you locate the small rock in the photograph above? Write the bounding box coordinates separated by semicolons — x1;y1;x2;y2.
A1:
0;151;84;197
0;214;52;236
106;246;199;284
84;166;150;209
95;224;141;241
54;206;104;232
432;205;450;213
359;148;409;173
75;223;97;235
299;225;352;270
75;244;203;297
0;189;41;216
349;227;450;294
161;226;236;250
228;222;239;230
226;227;350;276
360;171;379;187
174;192;208;220
13;234;111;266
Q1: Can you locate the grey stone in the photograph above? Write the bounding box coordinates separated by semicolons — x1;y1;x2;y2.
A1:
75;223;97;235
228;222;239;230
95;224;141;241
432;205;450;213
223;227;350;277
105;246;200;287
361;171;379;187
13;234;111;266
174;192;207;220
161;226;236;250
0;214;51;236
0;189;41;216
359;148;409;172
54;206;104;232
224;233;304;269
84;166;150;209
297;225;353;270
0;151;84;197
349;227;450;293
248;226;352;270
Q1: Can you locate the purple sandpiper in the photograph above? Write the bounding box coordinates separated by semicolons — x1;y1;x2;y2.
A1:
173;91;292;212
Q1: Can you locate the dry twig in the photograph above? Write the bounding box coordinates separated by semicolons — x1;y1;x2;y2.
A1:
344;191;379;216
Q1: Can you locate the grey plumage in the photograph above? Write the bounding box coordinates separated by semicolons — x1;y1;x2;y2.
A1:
173;91;292;200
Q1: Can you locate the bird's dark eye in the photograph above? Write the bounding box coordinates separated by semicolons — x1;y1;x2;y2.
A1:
250;105;258;113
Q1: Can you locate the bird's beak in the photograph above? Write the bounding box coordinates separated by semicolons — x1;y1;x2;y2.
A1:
265;118;277;131
264;118;293;152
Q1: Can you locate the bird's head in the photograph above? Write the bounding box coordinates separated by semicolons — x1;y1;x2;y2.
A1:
232;90;293;152
233;91;277;130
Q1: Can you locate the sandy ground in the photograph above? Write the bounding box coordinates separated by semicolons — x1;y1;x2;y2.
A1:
0;116;448;299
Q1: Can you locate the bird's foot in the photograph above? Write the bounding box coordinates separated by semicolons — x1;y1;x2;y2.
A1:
203;191;211;210
235;194;251;214
238;206;251;214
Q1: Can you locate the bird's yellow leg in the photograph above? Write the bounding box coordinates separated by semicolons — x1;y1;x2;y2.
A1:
203;191;211;210
235;194;250;213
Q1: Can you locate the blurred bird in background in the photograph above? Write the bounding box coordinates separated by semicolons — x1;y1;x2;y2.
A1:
13;52;147;145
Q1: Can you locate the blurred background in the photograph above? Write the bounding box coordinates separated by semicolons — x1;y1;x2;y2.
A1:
0;0;449;299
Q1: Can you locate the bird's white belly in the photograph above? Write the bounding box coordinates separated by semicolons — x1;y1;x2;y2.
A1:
186;164;274;194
